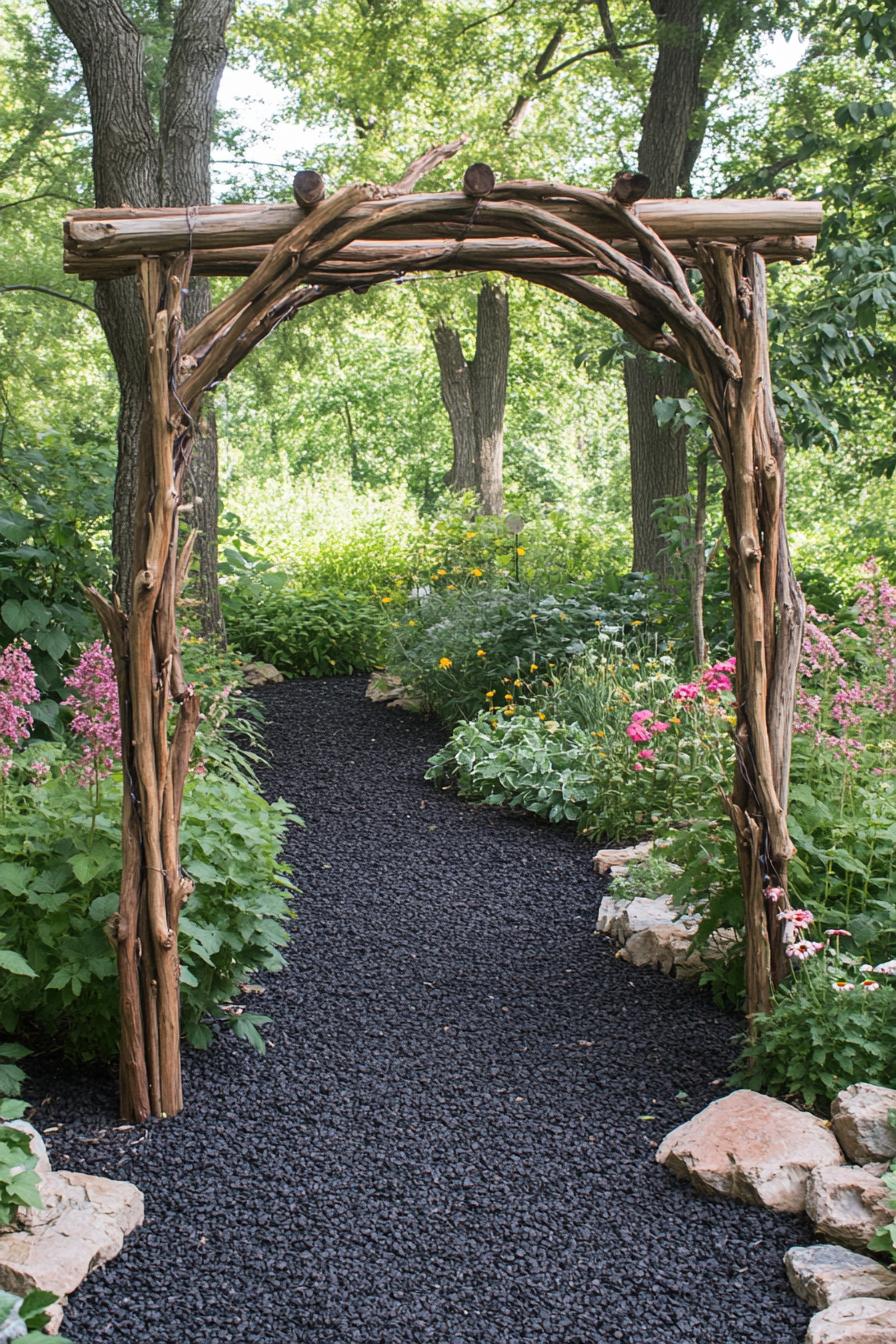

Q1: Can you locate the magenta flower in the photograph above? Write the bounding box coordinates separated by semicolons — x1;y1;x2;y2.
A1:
637;748;656;761
672;682;700;702
765;886;785;903
630;709;653;723
702;666;732;694
824;929;851;939
651;720;670;733
63;641;121;787
0;641;38;773
632;761;644;772
626;721;652;743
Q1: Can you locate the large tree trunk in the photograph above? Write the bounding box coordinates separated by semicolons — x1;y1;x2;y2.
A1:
47;0;231;638
433;280;509;514
624;0;706;573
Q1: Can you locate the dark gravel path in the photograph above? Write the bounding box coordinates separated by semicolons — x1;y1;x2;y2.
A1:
28;676;812;1344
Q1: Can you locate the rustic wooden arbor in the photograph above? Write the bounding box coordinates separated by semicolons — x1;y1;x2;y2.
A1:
63;142;821;1122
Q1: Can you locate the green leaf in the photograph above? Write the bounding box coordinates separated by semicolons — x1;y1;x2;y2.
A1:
0;950;36;978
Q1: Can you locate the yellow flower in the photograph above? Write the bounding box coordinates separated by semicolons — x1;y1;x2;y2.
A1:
512;678;521;688
530;613;538;620
632;619;642;626
470;567;484;578
670;715;681;725
726;714;737;725
594;619;601;626
477;648;487;657
504;693;514;702
489;718;498;728
485;689;496;699
437;568;447;576
597;730;605;738
516;546;526;556
381;595;392;604
504;705;516;716
446;584;457;590
465;530;477;540
530;663;538;672
438;657;453;669
537;712;546;720
407;619;417;626
632;662;640;670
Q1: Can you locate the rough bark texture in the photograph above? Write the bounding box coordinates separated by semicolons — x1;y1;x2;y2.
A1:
47;0;232;635
433;281;509;515
624;0;706;574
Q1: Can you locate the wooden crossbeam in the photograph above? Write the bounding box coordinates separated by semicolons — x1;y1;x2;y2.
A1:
63;192;822;278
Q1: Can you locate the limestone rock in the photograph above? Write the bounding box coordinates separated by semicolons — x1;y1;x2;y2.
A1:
365;672;403;703
785;1244;896;1309
656;1089;845;1213
831;1085;896;1165
242;661;283;686
619;921;696;976
805;1296;896;1343
805;1164;892;1250
596;893;693;943
0;1169;143;1304
592;841;653;876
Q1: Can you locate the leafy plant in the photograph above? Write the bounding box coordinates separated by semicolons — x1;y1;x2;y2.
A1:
0;1122;42;1228
868;1112;896;1264
0;1287;72;1344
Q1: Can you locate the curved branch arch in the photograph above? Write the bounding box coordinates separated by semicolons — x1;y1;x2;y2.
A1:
63;145;819;1120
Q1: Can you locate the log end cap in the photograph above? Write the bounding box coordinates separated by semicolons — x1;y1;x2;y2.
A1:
293;170;326;209
462;162;496;198
611;170;651;205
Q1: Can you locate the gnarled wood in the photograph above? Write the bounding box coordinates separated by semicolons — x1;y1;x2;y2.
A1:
62;150;817;1117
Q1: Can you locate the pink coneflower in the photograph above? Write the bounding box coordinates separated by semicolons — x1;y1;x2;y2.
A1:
861;979;881;992
831;980;855;992
786;940;824;961
825;929;851;939
873;960;896;976
778;908;814;929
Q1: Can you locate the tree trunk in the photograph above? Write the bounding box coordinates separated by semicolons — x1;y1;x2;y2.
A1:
47;0;231;638
433;280;509;513
470;281;509;515
624;0;706;573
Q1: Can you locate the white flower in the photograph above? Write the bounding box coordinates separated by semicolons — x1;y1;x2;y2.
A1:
873;960;896;976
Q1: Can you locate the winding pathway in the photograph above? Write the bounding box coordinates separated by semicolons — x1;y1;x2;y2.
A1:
32;676;812;1344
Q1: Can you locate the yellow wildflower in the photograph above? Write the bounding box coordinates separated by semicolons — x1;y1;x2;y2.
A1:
438;657;453;669
726;714;737;725
670;715;681;725
504;705;516;716
514;678;523;687
477;648;487;657
530;663;538;672
537;712;546;720
516;546;526;556
632;619;642;626
632;662;640;671
504;693;514;702
437;568;447;576
485;689;495;699
470;567;484;578
381;595;392;604
407;619;417;626
465;530;477;540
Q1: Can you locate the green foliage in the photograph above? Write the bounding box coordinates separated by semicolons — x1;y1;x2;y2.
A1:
428;710;599;825
0;1122;42;1228
224;575;390;677
0;749;297;1060
0;1286;72;1344
389;583;654;724
733;969;896;1112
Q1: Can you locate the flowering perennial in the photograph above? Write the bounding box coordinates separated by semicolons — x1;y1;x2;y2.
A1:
0;641;38;773
62;641;121;786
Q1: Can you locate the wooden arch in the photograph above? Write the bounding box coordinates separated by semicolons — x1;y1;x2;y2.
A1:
63;142;822;1121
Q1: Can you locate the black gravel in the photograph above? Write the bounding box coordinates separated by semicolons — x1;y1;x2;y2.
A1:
27;676;813;1344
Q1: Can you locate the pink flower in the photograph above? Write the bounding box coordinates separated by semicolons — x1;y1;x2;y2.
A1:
786;940;824;961
778;908;814;929
672;682;700;702
637;748;656;761
0;641;38;770
825;929;851;939
702;668;732;694
651;720;670;733
831;980;855;992
63;641;120;786
626;720;652;743
632;761;644;772
630;709;653;723
765;886;785;903
29;758;50;784
873;960;896;976
861;979;881;992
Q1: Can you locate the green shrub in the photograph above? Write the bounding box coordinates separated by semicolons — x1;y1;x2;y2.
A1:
223;573;390;677
388;583;654;724
428;710;600;824
732;960;896;1111
0;1287;72;1343
0;749;296;1059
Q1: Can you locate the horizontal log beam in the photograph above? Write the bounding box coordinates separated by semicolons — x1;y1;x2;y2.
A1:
63;192;821;275
64;231;819;281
